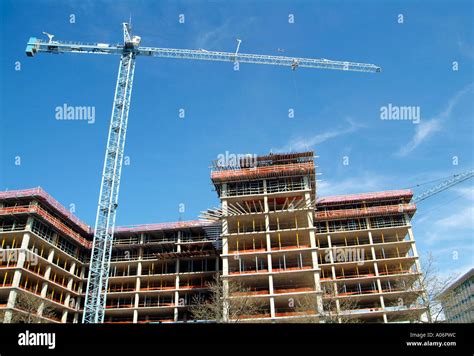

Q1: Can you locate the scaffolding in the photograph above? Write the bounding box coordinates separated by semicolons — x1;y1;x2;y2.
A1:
317;190;413;206
0;204;91;248
0;187;91;234
211;161;315;183
114;220;213;234
315;203;416;221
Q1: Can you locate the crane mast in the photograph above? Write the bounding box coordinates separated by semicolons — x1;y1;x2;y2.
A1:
26;23;381;323
83;24;137;324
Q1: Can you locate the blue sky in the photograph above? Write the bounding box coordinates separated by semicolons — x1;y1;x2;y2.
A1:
0;0;472;278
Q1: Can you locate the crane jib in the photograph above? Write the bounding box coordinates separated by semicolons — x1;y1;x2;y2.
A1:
26;37;381;73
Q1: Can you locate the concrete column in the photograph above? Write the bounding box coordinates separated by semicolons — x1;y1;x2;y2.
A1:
72;265;86;323
135;232;143;322
132;292;140;323
76;265;86;307
40;249;55;297
3;233;31;322
327;234;336;278
405;215;426;323
263;179;275;319
309;230;323;314
326;235;340;315
368;231;382;292
303;179;323;314
221;184;229;274
61;261;77;323
13;229;29;264
406;219;421;273
367;225;386;321
303;176;310;191
264;214;273;317
8;232;32;294
4;290;19;323
174;231;181;322
24;216;34;232
310;227;320;306
130;236;144;323
136;261;142;307
20;231;31;251
264;182;272;274
66;262;76;290
313;272;323;315
307;187;318;267
221;183;230;322
61;307;68;323
269;277;275;319
367;231;377;261
38;248;55;316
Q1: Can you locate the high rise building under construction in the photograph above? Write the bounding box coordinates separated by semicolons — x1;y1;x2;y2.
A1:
0;151;425;323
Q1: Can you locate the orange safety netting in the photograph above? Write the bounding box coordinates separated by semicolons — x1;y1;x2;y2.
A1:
315;203;416;221
114;220;214;234
211;162;315;182
232;290;269;296
0;187;91;233
0;204;91;248
274;287;314;294
317;189;413;205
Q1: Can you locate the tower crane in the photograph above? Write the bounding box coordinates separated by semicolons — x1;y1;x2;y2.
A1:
26;22;381;323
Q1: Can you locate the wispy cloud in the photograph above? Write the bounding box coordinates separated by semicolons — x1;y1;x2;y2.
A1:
453;186;474;201
195;19;232;49
193;17;257;50
397;83;474;157
458;39;474;60
422;229;472;246
431;243;474;257
437;263;472;282
275;117;364;153
435;205;474;229
317;172;387;196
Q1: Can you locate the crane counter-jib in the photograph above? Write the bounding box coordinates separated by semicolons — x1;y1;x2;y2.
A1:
26;37;123;56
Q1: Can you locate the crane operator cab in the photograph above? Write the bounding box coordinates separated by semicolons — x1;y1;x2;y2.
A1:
125;35;141;49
